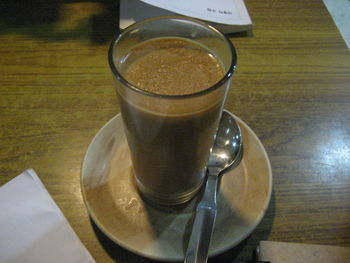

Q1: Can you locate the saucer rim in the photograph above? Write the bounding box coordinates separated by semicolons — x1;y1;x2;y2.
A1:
81;112;273;261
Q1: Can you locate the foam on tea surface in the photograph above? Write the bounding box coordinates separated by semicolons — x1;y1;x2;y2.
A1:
122;38;224;96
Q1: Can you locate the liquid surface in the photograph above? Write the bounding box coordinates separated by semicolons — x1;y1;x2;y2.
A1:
121;38;224;96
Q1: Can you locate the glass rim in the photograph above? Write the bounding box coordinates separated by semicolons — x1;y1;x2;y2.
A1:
108;16;237;100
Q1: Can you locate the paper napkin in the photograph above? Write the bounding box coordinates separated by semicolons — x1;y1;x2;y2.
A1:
257;241;350;263
0;169;95;263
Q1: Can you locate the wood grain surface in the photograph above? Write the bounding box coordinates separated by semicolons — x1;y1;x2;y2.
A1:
0;0;349;262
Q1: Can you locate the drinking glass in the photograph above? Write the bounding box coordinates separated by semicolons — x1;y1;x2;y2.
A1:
109;16;237;205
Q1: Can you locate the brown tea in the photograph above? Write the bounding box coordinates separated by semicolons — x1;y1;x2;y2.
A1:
122;38;224;95
118;37;225;204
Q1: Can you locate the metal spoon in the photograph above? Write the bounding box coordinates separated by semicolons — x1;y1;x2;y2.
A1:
184;109;243;263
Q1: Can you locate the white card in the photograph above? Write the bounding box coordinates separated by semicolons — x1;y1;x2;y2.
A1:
120;0;252;33
140;0;251;25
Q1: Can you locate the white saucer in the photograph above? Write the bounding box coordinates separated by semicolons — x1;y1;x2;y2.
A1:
81;113;272;261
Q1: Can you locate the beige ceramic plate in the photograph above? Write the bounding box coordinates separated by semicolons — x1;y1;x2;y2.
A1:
81;113;272;261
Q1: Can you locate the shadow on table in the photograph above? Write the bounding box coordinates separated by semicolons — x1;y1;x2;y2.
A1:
92;220;247;263
90;189;275;263
0;0;118;44
91;220;156;263
225;30;254;38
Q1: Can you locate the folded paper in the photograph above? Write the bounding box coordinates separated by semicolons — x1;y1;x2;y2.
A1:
0;169;95;263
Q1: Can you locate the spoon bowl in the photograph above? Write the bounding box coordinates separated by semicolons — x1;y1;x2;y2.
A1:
208;110;243;175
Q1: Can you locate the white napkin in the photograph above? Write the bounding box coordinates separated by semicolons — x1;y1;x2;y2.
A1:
0;169;95;263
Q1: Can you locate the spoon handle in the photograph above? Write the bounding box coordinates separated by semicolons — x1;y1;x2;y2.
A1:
184;174;219;263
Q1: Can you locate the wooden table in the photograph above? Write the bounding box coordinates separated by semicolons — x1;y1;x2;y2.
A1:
1;0;349;262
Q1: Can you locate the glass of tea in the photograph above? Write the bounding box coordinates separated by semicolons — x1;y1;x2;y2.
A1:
109;16;237;205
